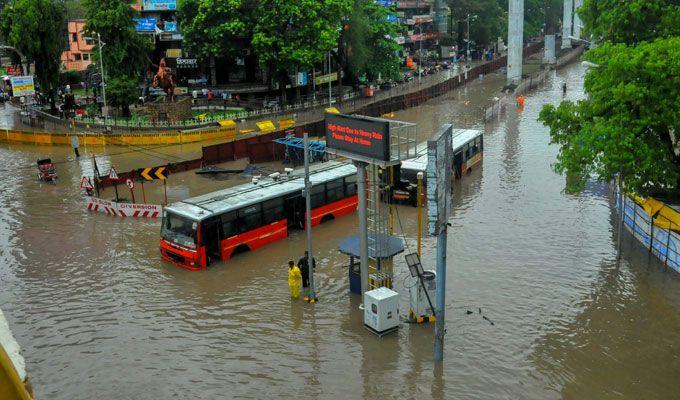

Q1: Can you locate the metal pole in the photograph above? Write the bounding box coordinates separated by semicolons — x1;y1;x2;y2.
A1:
389;166;394;235
433;225;447;362
616;173;624;263
417;172;423;256
328;52;332;107
467;14;470;65
419;22;423;83
304;133;316;300
98;33;107;113
356;161;369;300
141;180;147;203
163;179;168;205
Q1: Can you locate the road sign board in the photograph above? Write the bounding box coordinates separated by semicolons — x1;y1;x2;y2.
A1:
126;179;134;189
109;167;119;180
10;76;35;97
426;124;453;236
325;113;391;163
140;166;168;181
80;176;94;190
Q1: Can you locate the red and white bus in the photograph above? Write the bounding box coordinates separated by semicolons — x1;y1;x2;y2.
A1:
160;162;358;270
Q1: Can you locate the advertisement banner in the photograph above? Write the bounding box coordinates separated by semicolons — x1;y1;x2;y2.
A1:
10;76;35;97
166;48;182;58
143;0;177;11
164;21;177;32
135;18;156;32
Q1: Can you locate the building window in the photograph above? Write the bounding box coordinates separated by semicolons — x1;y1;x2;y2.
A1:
82;53;90;61
71;33;77;43
73;53;81;61
85;38;94;46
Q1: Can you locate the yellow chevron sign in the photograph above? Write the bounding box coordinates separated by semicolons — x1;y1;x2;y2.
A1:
140;166;168;181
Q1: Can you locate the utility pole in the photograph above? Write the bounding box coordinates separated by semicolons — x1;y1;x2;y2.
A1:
328;51;332;106
466;14;471;65
304;133;316;300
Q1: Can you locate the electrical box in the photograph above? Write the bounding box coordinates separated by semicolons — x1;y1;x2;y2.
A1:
410;270;436;318
364;287;400;334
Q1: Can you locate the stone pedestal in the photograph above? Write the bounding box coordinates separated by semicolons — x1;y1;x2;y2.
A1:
145;97;192;123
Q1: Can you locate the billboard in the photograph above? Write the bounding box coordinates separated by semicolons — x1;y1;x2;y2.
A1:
10;76;35;97
142;0;176;10
135;18;156;32
325;113;390;162
426;124;453;236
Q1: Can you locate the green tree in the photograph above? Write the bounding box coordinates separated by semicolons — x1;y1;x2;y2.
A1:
539;38;680;193
251;0;351;102
0;0;66;110
579;0;679;45
448;0;506;50
342;0;402;82
82;0;150;115
178;0;253;85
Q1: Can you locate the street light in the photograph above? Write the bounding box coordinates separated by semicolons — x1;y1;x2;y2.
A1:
84;33;106;114
466;14;478;66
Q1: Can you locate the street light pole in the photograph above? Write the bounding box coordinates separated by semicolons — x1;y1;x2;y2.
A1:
97;33;107;114
467;13;470;64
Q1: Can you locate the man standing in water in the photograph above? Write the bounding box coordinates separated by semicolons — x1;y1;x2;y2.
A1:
287;261;302;299
298;251;316;300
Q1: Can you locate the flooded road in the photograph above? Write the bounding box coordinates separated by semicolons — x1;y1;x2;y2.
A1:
1;62;679;400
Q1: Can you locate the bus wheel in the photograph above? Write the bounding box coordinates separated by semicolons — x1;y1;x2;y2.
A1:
232;245;251;256
320;214;335;224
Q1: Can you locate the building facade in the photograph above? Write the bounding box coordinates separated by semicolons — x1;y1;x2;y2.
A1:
60;20;94;72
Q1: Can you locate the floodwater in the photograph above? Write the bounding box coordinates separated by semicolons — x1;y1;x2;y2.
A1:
1;62;679;400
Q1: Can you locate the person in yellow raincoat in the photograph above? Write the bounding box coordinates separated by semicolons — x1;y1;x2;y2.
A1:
287;260;302;299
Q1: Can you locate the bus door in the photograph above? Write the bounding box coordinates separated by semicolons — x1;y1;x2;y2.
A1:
285;192;304;229
453;150;464;179
201;216;221;264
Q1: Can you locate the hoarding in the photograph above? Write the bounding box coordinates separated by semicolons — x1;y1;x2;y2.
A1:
135;18;156;32
426;124;453;236
325;113;390;162
10;76;35;97
142;0;176;11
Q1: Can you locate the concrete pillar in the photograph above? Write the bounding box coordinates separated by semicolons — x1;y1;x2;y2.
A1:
544;34;556;64
507;0;524;85
573;0;583;39
562;0;573;49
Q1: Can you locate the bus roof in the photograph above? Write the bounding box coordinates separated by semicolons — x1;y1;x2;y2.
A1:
401;129;482;172
165;161;357;221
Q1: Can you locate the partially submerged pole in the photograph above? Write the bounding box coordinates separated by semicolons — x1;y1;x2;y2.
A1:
304;133;316;301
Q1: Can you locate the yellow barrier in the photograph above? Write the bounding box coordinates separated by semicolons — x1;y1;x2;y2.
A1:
0;126;237;146
632;194;680;231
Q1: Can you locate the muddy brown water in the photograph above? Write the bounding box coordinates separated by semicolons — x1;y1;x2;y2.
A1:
1;63;679;399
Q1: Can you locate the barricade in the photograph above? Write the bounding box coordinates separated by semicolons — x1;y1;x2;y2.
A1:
86;197;162;218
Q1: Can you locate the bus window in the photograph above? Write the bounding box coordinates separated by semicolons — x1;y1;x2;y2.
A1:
161;212;197;249
220;211;238;238
238;203;262;232
311;184;326;208
262;197;285;224
326;178;344;203
471;139;479;155
345;175;357;196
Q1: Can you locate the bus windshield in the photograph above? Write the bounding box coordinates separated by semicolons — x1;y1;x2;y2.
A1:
161;212;198;249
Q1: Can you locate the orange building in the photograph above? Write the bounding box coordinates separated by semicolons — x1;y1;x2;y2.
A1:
60;20;94;72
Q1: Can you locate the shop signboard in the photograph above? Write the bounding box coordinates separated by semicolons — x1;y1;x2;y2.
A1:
10;76;35;97
176;58;198;69
166;48;182;58
164;21;178;32
143;0;177;11
135;18;156;32
315;72;338;85
325;113;391;162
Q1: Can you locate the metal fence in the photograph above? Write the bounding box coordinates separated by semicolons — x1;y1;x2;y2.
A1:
619;193;680;272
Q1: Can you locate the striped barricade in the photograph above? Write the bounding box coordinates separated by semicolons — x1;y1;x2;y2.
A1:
86;197;162;218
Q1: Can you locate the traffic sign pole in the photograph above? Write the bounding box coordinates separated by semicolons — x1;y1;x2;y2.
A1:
129;187;136;203
163;179;168;205
114;183;119;203
141;180;147;203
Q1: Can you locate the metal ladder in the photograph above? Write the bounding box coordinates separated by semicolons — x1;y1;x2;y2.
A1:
366;164;391;290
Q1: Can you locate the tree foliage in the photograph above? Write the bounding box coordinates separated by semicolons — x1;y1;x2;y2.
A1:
448;0;506;48
342;0;402;82
178;0;252;59
82;0;151;112
579;0;680;45
0;0;66;97
539;39;679;193
251;0;351;87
